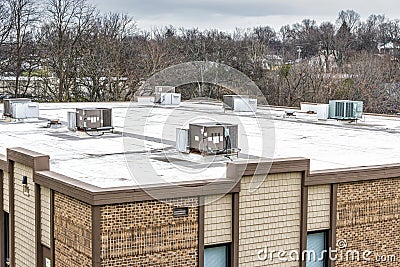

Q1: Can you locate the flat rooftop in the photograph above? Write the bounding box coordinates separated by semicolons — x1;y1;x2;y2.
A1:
1;100;400;188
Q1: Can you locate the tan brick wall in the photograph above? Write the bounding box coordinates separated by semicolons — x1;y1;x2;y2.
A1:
54;192;92;267
239;172;302;266
336;178;400;267
204;194;232;246
307;185;330;231
41;186;51;248
100;198;199;267
3;171;9;213
14;162;36;267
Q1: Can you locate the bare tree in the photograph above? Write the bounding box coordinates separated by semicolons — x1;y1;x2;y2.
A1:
40;0;96;101
78;12;135;101
337;10;361;33
319;22;335;68
8;0;39;97
0;0;12;82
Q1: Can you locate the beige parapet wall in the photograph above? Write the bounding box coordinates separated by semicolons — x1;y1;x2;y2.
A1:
204;194;232;246
0;148;50;267
13;162;36;267
40;186;51;248
239;172;303;267
3;147;400;267
307;185;331;231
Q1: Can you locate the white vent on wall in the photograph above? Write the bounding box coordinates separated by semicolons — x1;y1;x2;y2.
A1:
173;207;189;217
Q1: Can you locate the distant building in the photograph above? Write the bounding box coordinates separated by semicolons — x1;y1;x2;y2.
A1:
308;52;338;72
261;55;284;70
377;41;400;59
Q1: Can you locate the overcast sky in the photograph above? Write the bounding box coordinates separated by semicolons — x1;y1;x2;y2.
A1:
88;0;400;32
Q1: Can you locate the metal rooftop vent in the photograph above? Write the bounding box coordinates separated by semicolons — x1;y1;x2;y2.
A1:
159;93;181;105
176;122;239;156
300;102;329;120
173;207;189;218
223;95;257;112
68;108;113;133
155;86;175;103
329;100;363;120
3;98;39;119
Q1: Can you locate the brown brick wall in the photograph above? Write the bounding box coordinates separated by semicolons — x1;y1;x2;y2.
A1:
54;192;92;267
100;198;199;267
336;178;400;266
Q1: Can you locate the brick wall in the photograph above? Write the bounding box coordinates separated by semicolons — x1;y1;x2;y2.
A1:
100;198;199;267
239;172;302;266
40;186;51;248
336;178;400;266
3;171;9;213
307;185;330;231
54;192;92;267
14;162;36;267
204;194;232;246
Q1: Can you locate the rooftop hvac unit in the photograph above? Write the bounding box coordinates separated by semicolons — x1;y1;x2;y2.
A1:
300;102;329;120
188;122;239;155
159;93;181;105
223;95;257;112
329;100;363;120
3;98;39;119
3;98;31;116
74;108;113;132
155;86;175;103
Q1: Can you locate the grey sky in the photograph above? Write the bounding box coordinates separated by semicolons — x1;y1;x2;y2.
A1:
88;0;400;31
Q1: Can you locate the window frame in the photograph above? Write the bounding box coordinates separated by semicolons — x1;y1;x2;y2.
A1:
306;230;329;267
204;243;231;267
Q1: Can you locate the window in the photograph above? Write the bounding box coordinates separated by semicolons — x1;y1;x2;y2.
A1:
4;212;9;266
306;231;328;267
204;244;230;267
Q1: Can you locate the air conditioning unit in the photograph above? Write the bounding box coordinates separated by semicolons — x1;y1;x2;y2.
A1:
159;93;181;105
188;122;239;155
72;108;113;132
300;102;329;120
3;98;39;119
223;95;257;112
329;100;363;120
155;86;175;103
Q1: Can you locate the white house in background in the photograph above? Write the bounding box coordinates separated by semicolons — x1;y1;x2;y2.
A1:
308;53;338;72
377;42;400;59
260;55;284;70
